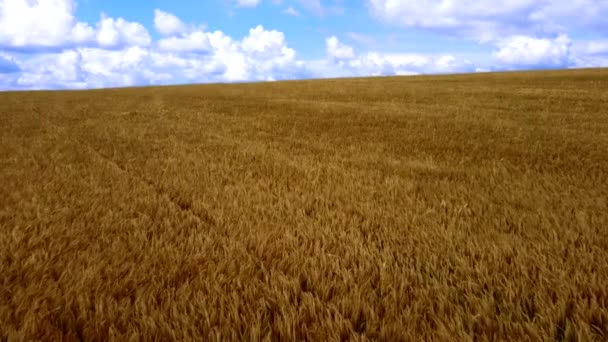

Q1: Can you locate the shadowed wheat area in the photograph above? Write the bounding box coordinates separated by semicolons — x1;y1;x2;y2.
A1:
1;69;608;341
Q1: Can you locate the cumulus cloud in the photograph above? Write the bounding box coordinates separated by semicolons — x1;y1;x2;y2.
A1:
323;36;475;76
367;0;608;41
316;36;476;78
154;10;211;53
96;14;151;48
157;31;211;53
365;1;608;71
154;23;303;81
2;2;607;91
242;26;292;58
5;11;308;90
15;47;179;89
154;9;187;36
240;26;306;80
326;36;355;60
16;50;86;89
494;34;572;67
0;0;94;49
352;53;475;75
194;25;305;81
0;0;152;51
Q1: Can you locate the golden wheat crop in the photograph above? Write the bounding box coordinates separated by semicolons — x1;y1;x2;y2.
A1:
1;68;607;341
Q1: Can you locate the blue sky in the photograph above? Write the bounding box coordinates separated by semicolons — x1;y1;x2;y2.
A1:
0;0;607;89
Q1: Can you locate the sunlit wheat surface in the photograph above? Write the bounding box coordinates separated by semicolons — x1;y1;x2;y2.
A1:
1;69;607;341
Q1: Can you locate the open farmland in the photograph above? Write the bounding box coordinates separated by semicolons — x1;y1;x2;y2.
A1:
1;68;608;340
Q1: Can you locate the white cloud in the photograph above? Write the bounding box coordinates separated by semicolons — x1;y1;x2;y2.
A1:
0;0;94;49
6;18;307;89
96;14;151;48
156;24;303;81
17;49;86;88
316;36;476;78
241;26;304;80
157;31;211;53
72;22;96;44
81;47;147;76
154;9;187;36
245;29;301;77
354;52;474;75
367;0;608;41
2;4;607;91
242;26;292;57
326;36;355;60
18;46;175;89
494;34;572;67
197;25;303;81
0;0;152;50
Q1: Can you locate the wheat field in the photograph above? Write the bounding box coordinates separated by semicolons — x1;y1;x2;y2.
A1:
1;68;607;341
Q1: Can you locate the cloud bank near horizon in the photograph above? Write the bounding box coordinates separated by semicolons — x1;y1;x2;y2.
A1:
0;0;607;90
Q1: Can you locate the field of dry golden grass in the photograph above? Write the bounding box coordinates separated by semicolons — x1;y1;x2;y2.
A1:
1;68;607;341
